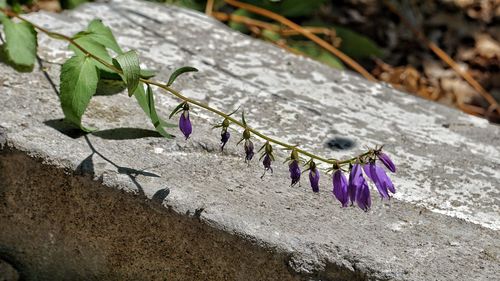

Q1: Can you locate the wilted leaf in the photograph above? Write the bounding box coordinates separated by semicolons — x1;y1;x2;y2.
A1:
60;56;99;131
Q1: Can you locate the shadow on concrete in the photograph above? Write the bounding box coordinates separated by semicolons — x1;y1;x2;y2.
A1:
92;127;163;140
79;135;161;197
44;119;162;140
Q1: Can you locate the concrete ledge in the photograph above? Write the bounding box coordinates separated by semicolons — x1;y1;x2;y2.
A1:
1;0;499;280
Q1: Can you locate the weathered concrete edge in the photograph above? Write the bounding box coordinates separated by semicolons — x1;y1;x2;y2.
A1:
1;128;499;281
0;140;370;281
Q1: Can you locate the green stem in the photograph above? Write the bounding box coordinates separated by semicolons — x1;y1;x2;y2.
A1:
2;9;376;167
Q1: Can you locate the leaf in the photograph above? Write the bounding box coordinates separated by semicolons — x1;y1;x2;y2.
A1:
167;66;198;86
112;50;140;97
60;56;99;131
60;0;88;9
1;17;37;69
70;35;113;70
333;25;383;59
140;69;157;79
0;0;6;9
133;83;175;129
289;41;344;69
229;9;252;34
86;19;123;55
168;102;185;119
95;79;126;96
146;85;174;138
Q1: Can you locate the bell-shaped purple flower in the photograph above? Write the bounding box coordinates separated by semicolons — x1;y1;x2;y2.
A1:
263;154;272;171
378;152;396;173
289;160;301;186
244;139;254;161
356;180;371;212
363;162;395;199
179;110;192;140
220;130;230;151
348;164;362;205
333;169;349;207
309;168;320;193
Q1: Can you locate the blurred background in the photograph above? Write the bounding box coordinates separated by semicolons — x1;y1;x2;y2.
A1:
7;0;500;123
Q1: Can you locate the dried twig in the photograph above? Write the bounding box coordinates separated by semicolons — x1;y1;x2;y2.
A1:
223;0;376;81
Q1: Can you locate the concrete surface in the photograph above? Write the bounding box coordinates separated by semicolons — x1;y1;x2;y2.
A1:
0;0;499;280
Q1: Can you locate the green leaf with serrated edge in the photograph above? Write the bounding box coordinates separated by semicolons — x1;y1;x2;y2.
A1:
112;50;140;97
146;85;174;138
2;17;37;69
60;56;99;132
167;66;198;86
69;36;113;71
86;19;123;55
168;102;185;119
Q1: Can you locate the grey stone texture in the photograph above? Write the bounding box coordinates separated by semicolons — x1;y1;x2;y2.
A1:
0;0;499;280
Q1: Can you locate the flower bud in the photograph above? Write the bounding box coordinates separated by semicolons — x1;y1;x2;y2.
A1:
244;139;254;161
308;161;320;192
220;130;230;151
179;108;192;140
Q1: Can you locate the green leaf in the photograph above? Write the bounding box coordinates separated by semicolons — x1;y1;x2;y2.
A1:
70;35;113;70
229;9;252;34
86;19;123;55
167;66;198;86
140;69;157;79
0;0;7;9
60;56;99;131
95;79;126;96
60;0;88;9
146;85;174;138
289;41;344;69
112;50;140;97
168;102;185;119
1;17;37;69
333;25;383;59
244;0;327;17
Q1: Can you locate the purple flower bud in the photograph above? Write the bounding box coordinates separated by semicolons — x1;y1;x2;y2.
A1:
263;153;272;172
356;180;371;212
363;162;395;199
244;139;254;161
179;110;192;140
333;169;349;207
348;164;363;205
288;160;301;186
309;168;320;192
220;130;230;151
378;152;396;173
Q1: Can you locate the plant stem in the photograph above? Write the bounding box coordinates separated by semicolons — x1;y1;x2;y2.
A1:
1;9;377;166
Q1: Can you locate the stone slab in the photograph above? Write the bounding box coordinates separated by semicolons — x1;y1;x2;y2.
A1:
0;0;499;280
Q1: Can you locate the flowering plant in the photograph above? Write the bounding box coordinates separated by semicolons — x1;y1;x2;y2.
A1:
0;6;397;211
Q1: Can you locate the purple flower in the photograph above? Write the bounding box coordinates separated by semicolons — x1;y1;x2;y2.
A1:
220;130;230;151
348;164;362;205
356;180;371;212
179;110;192;139
378;152;396;173
309;168;320;192
289;160;301;186
262;153;272;172
363;162;395;199
244;139;254;161
332;169;349;207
